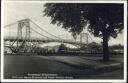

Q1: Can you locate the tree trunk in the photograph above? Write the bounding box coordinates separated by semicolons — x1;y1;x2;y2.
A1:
103;29;109;61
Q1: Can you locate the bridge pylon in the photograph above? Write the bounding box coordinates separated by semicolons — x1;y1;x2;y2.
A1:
80;33;88;45
15;19;32;53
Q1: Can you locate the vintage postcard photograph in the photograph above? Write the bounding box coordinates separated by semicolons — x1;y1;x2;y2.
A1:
1;0;127;82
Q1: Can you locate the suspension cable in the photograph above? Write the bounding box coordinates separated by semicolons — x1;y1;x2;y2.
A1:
30;19;63;40
30;27;54;40
4;22;18;28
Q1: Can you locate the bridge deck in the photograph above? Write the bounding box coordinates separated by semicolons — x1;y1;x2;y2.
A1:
4;37;86;45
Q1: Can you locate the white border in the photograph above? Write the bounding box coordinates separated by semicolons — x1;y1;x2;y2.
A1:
123;0;127;82
1;0;5;81
1;0;127;82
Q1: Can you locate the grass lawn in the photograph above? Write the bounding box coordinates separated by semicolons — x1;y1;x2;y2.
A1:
4;55;124;79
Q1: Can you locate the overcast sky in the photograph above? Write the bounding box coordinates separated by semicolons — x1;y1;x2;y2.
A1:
4;1;124;46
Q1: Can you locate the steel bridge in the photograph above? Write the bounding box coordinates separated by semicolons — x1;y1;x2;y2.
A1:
4;18;93;53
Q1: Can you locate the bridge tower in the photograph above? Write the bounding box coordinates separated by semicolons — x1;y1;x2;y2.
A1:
16;19;32;53
80;33;88;44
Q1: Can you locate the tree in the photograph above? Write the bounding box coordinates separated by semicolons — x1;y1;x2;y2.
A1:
43;3;124;61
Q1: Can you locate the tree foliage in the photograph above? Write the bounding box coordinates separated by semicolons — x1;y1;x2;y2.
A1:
43;3;123;39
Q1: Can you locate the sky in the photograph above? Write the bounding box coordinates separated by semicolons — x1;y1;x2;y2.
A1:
4;1;124;46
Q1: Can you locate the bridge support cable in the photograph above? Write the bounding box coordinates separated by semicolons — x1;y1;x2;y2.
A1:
30;27;54;40
4;18;29;28
30;19;64;41
4;22;18;28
